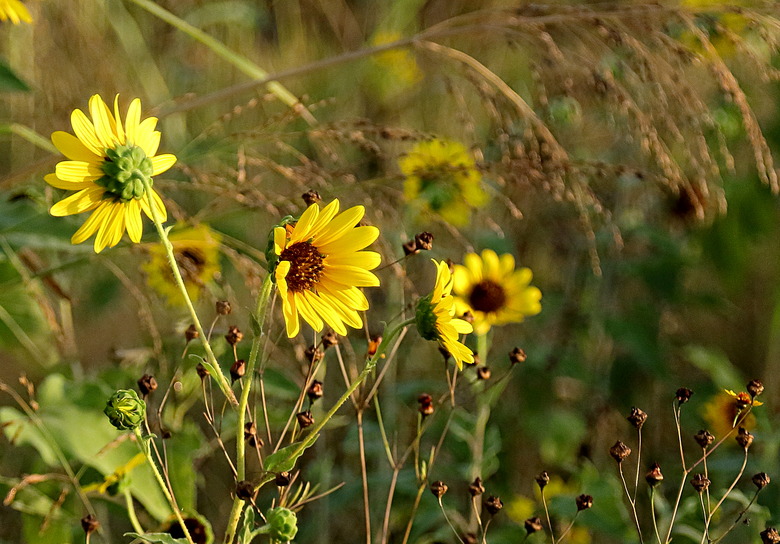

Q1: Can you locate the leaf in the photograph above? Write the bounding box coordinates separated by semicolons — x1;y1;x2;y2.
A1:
124;532;188;544
263;440;316;474
0;59;29;92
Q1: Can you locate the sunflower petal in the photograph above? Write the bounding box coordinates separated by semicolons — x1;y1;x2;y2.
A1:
50;186;104;217
311;205;365;247
317;226;379;255
51;131;100;163
89;94;118;149
125;99;142;147
71;202;112;245
324;265;380;288
70;108;104;156
125;200;143;242
55;161;103;183
289;203;320;244
282;294;300;338
151;154;177;176
44;173;94;191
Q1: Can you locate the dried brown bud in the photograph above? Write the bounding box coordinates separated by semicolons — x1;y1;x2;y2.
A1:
216;300;232;316
736;427;754;450
307;380;324;402
185;324;199;342
469;477;485;497
509;347;527;365
275;471;291;487
230;359;246;382
196;362;210;379
430;480;448;499
575;494;593;511
610;441;632;463
81;514;100;535
225;326;243;345
694;429;715;449
302;190;322;206
236;480;256;501
690;473;711;493
485;495;503;515
752;472;770;490
627;407;647;429
536;471;550;490
645;462;664;487
304;345;324;364
402;239;419;256
244;421;263;449
761;527;780;544
137;374;158;397
524;517;543;534
476;366;492;380
414;232;434;251
676;387;693;405
296;410;314;429
321;330;339;349
747;379;764;398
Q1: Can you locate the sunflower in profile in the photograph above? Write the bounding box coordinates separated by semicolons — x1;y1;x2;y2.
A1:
45;94;176;253
0;0;32;24
415;260;474;370
273;199;381;338
453;249;542;335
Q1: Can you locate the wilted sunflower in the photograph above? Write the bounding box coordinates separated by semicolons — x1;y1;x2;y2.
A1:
399;139;487;226
0;0;32;24
45;94;176;253
415;260;474;370
142;224;221;305
453;249;541;335
273;199;380;338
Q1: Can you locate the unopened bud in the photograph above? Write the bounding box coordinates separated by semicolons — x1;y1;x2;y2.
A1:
225;326;243;345
469;477;485;497
185;324;199;342
761;527;780;544
236;480;256;501
627;407;647;429
296;410;314;429
676;387;693;405
302;190;321;206
476;366;491;380
752;472;770;490
575;494;593;511
275;471;291;487
81;514;100;535
216;300;232;315
610;441;631;463
230;359;246;382
485;495;503;515
736;427;754;450
536;471;550;490
748;379;765;398
307;380;324;402
137;374;158;397
430;480;448;499
104;389;146;431
509;347;526;365
690;473;710;493
645;462;664;487
524;517;543;534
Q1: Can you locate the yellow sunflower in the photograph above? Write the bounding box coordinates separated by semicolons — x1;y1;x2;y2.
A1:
142;224;221;306
45;94;176;253
399;138;487;226
702;391;757;441
453;249;542;335
0;0;32;24
371;30;423;87
415;259;474;370
273;199;381;338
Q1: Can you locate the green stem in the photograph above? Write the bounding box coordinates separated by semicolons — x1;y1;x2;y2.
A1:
125;0;315;125
133;428;195;544
0;123;58;153
141;181;237;406
123;488;145;535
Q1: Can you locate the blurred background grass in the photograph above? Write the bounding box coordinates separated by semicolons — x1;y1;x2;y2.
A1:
2;1;780;543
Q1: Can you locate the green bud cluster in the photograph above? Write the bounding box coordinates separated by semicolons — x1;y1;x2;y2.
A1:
414;295;439;341
104;389;146;431
264;507;298;542
98;144;153;202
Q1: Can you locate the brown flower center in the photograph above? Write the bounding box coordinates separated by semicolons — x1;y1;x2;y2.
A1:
280;241;325;292
468;280;506;313
175;247;207;285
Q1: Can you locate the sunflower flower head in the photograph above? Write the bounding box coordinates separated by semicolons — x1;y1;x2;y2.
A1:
415;260;474;370
273;199;381;338
46;94;176;253
0;0;32;24
702;391;758;440
142;224;221;306
400;139;487;226
370;30;423;88
453;249;542;335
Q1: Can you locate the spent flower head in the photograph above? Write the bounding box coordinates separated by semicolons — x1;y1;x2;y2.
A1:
46;94;176;252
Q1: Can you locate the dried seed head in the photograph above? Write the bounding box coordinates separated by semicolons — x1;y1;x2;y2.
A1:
302;190;321;206
137;374;158;397
321;330;339;349
307;380;324;402
402;239;418;256
536;471;550;490
610;441;632;463
524;517;543;534
216;300;232;316
418;393;434;416
304;345;324;364
690;473;711;493
275;471;291;487
476;366;492;380
575;494;593;511
748;379;765;398
761;527;780;544
509;347;527;365
81;514;100;535
694;429;715;449
196;362;210;379
736;427;754;450
469;477;485;497
236;480;256;501
185;324;199;342
430;480;448;499
244;421;263;449
676;387;693;405
752;472;771;490
225;326;243;345
414;232;434;251
645;462;664;487
485;495;503;515
626;407;647;429
296;411;314;429
230;359;246;382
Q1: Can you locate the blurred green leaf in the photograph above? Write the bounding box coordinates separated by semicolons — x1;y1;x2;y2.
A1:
125;532;188;544
684;345;742;389
0;59;29;92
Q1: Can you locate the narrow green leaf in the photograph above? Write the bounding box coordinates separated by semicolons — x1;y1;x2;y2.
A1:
263;439;317;474
0;59;30;92
124;532;188;544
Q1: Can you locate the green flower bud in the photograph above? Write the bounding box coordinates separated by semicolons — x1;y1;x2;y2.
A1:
99;144;154;203
104;389;146;431
265;507;298;542
414;295;438;341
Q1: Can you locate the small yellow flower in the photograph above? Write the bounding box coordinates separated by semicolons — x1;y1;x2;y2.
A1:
702;391;757;440
46;94;176;253
371;31;423;87
273;199;381;338
0;0;32;24
142;224;221;306
415;260;474;370
724;389;763;409
82;453;145;495
399;139;487;226
453;249;541;335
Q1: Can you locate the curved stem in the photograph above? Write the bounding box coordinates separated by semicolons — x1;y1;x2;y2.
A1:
123;488;144;535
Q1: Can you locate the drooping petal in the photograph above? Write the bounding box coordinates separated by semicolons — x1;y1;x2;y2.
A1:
305;292;348;336
140;190;168;223
282;293;300;338
125;200;143;243
295;293;324;332
94;202;125;252
49;186;105;217
71;202;113;245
